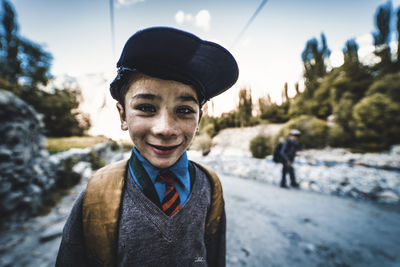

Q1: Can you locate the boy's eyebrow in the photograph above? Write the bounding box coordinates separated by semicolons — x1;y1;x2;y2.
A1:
131;93;160;100
178;94;199;104
131;93;198;103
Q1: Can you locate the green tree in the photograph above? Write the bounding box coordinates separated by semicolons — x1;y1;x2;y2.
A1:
333;92;356;132
0;0;90;137
237;86;253;127
350;93;400;151
366;72;400;102
0;0;20;84
259;86;290;123
396;8;400;66
343;38;359;64
214;111;239;131
259;102;289;123
372;1;393;75
19;38;52;88
28;88;91;137
0;0;52;89
301;33;331;97
289;33;331;118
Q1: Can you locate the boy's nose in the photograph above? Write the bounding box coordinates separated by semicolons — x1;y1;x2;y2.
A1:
152;112;178;137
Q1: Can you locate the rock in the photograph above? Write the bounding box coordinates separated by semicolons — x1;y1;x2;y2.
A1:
0;254;13;267
0;182;12;195
390;145;400;155
0;90;56;221
304;243;316;253
1;191;24;212
39;222;65;242
377;190;400;203
72;162;92;180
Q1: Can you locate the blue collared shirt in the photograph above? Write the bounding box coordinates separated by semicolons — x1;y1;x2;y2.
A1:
129;147;191;206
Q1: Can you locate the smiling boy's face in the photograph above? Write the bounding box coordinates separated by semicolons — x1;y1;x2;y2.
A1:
117;74;201;169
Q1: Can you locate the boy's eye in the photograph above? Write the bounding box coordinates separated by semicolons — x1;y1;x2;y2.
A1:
177;106;195;114
136;104;156;113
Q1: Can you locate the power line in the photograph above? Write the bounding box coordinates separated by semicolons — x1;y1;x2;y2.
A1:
231;0;268;49
109;0;116;60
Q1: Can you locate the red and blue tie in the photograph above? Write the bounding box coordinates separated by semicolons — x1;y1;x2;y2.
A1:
158;170;181;216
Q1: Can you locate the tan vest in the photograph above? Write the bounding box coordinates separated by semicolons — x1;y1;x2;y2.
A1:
82;159;224;267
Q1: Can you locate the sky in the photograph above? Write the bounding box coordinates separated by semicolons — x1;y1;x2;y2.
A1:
5;0;400;137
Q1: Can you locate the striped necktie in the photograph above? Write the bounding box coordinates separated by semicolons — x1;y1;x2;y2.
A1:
157;170;181;216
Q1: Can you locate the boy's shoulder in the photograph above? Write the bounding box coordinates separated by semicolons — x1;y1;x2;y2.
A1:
190;161;224;235
93;159;128;176
190;161;221;189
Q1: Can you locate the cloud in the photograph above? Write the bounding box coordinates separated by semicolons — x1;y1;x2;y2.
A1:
117;0;145;6
175;10;193;25
174;10;211;32
329;50;344;68
356;33;373;48
195;10;211;32
355;33;380;66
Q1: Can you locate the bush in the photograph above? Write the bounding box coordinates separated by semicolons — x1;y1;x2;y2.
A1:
350;93;400;151
327;123;352;147
366;72;400;102
276;115;328;149
46;136;109;153
199;115;217;137
191;133;212;156
56;157;81;188
109;139;121;151
89;149;106;170
260;103;290;123
201;123;216;137
214;111;239;131
249;135;272;159
333;92;356;132
40;156;81;215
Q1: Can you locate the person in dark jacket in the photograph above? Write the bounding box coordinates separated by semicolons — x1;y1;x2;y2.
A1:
279;129;301;188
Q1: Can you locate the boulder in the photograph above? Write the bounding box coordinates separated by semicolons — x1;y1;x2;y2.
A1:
0;90;56;221
376;190;400;203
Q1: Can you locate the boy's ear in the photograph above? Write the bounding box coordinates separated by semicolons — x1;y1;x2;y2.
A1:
116;103;128;131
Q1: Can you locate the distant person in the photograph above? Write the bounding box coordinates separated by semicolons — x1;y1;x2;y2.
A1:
56;27;239;266
279;129;301;188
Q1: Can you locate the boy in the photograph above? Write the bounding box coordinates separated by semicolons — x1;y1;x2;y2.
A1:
56;27;238;266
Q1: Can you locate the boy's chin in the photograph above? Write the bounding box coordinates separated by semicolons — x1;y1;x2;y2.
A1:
150;158;179;169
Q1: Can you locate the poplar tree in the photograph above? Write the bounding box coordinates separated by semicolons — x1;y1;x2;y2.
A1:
372;1;392;75
343;39;359;64
237;87;253;127
0;0;20;84
301;33;331;98
396;8;400;65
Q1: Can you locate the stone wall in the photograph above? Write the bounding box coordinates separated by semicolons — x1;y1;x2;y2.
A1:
0;89;127;222
0;89;56;221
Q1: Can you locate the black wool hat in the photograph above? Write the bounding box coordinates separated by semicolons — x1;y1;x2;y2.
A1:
110;27;239;105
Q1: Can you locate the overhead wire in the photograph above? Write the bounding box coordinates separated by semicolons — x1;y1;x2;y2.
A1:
109;0;116;60
231;0;268;49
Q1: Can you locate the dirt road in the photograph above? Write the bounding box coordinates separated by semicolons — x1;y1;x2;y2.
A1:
222;174;400;267
1;172;400;267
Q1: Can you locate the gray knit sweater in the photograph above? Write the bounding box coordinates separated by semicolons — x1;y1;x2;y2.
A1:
56;164;225;267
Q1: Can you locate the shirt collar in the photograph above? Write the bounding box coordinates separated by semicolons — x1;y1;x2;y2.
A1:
132;147;189;185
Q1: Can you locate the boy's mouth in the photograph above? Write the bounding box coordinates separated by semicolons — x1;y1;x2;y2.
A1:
148;143;181;155
150;144;180;151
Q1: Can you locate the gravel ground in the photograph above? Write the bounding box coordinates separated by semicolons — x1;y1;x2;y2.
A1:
1;168;399;267
221;174;400;267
